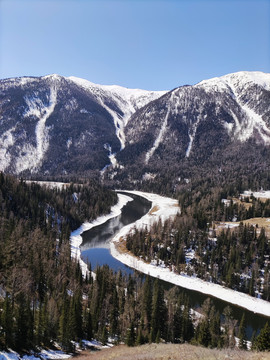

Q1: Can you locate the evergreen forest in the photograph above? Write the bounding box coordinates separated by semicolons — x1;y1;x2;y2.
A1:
0;173;269;353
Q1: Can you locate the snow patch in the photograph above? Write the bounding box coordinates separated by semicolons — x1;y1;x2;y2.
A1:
25;180;69;190
142;172;157;181
0;127;15;171
241;190;270;199
66;138;72;149
100;143;118;175
0;350;71;360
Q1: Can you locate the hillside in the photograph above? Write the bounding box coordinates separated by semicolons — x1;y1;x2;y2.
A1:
76;343;270;360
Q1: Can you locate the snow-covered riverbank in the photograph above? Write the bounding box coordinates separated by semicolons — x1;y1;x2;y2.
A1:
70;193;133;276
110;191;270;318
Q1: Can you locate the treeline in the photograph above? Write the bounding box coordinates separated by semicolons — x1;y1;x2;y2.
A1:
0;173;116;351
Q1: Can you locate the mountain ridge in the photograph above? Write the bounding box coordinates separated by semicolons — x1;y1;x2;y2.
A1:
0;71;269;186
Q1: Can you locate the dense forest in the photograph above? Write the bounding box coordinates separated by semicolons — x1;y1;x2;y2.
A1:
0;173;269;353
0;173;116;351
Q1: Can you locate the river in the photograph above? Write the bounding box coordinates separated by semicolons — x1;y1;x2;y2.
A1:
81;191;269;339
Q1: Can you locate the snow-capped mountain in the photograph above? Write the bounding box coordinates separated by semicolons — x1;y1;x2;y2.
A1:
0;71;270;182
115;71;270;184
0;74;165;175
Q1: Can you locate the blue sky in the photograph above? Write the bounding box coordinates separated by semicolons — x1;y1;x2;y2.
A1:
0;0;269;90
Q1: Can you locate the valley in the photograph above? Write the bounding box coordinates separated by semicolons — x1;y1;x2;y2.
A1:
0;71;270;356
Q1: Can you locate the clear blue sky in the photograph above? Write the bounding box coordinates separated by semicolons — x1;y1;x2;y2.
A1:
0;0;269;90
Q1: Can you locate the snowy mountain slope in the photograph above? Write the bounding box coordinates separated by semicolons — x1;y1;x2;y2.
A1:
0;74;165;175
68;76;166;151
0;71;269;181
196;71;270;144
115;71;270;183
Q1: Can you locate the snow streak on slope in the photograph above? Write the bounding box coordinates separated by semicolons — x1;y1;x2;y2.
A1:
100;143;118;175
0;127;15;171
227;75;270;144
15;86;57;173
145;94;172;164
185;117;201;158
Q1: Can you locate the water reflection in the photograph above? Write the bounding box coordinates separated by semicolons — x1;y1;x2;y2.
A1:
81;192;152;271
80;215;121;250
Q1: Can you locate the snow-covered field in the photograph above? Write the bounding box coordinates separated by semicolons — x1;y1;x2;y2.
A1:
241;190;270;199
0;340;109;360
110;191;270;318
70;193;133;276
0;349;71;360
25;180;70;189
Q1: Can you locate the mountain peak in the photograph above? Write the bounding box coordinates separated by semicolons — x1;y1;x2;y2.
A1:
196;71;270;92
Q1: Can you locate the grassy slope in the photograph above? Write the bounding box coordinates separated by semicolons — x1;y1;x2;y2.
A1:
77;344;270;360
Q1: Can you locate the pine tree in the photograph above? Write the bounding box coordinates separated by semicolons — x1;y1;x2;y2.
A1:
197;319;211;347
209;311;221;348
110;286;119;338
126;322;136;347
254;322;270;351
15;293;34;350
2;294;14;348
101;325;108;346
84;306;93;340
74;290;83;340
173;296;182;343
59;295;71;351
136;328;145;345
142;275;152;332
150;279;166;342
181;300;194;342
238;314;247;350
